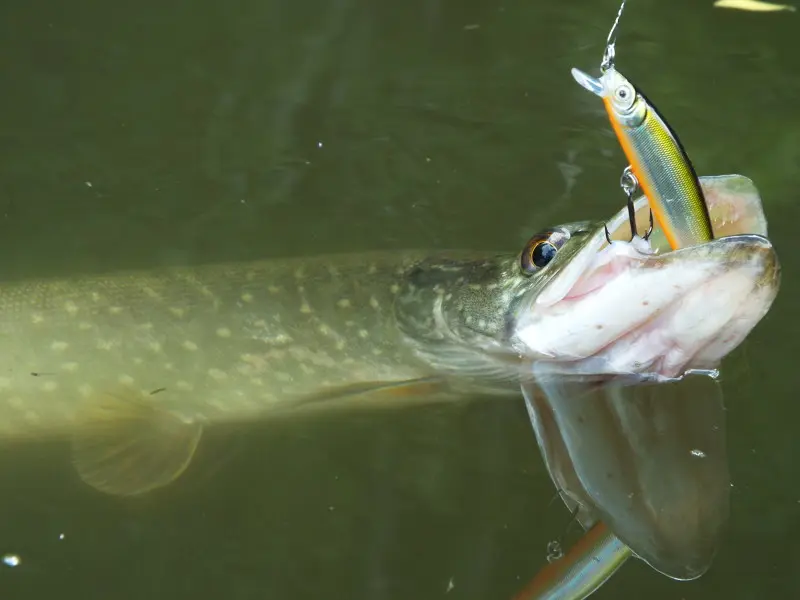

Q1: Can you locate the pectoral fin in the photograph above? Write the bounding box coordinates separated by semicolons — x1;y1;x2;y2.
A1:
71;390;202;496
292;376;453;412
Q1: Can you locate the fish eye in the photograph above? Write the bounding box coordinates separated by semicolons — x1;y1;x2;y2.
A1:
613;83;635;108
520;229;569;275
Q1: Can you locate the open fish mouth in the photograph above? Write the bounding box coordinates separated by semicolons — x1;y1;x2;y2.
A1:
512;175;780;381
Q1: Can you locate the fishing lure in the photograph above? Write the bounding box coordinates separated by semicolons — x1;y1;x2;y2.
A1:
573;0;714;250
512;523;631;600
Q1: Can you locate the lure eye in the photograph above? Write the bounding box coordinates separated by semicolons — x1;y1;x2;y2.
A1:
613;83;635;110
520;229;569;274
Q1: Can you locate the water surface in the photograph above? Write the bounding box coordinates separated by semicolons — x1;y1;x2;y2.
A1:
0;0;798;598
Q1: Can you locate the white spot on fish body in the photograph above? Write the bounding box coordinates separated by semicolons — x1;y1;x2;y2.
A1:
169;307;185;318
268;285;282;294
78;321;93;331
337;298;351;309
42;381;58;392
64;300;79;316
91;292;102;302
216;327;232;338
96;339;118;351
108;306;123;315
118;375;135;386
236;364;251;376
182;340;198;351
51;341;69;352
241;293;254;303
369;296;380;309
390;284;400;294
367;264;377;275
31;313;44;324
61;362;79;372
300;302;312;314
358;329;369;339
143;287;161;300
148;341;162;353
208;368;228;381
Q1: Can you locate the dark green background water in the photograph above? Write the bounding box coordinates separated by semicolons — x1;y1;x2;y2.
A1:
0;0;798;598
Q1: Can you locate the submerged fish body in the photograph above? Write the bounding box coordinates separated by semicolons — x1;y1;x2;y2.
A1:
0;175;780;497
0;252;445;436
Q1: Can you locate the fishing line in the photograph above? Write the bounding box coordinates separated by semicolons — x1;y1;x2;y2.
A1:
601;0;629;71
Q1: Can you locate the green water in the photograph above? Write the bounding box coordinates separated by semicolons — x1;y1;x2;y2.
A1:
0;0;798;598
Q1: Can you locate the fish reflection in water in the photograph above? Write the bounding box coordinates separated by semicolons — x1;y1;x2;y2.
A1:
523;373;729;585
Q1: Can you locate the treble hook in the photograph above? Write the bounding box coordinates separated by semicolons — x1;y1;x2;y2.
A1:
545;503;582;564
604;165;654;244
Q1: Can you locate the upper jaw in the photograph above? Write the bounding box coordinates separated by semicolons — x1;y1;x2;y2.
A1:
511;232;779;381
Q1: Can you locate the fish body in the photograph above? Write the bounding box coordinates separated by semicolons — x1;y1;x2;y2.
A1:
571;66;714;250
0;252;445;437
0;175;779;497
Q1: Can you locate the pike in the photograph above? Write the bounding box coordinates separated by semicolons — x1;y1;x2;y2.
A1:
0;177;777;503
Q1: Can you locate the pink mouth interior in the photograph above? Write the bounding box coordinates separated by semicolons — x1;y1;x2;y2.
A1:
563;239;655;302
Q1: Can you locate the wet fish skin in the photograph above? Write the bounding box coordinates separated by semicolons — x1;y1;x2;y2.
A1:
0;252;448;438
